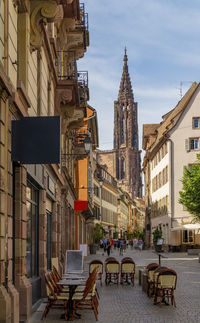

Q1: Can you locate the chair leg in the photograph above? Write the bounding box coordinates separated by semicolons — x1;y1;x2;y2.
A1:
41;299;52;320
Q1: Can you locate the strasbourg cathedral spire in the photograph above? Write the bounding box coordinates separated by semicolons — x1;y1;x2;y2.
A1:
97;48;142;199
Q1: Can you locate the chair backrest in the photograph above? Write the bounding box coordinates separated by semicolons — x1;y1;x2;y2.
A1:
157;269;177;289
105;257;117;263
45;273;56;298
105;260;120;273
89;260;103;274
121;257;134;263
121;262;135;274
83;267;98;300
50;270;63;292
146;263;159;270
53;265;61;281
153;266;168;283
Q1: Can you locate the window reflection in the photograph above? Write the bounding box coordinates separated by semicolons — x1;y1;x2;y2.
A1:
26;184;38;278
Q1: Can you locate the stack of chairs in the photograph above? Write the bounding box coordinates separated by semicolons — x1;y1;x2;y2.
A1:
146;263;177;307
120;257;135;286
41;269;69;320
146;263;159;297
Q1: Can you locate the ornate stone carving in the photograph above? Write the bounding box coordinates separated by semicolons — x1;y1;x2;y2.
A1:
62;108;84;133
55;89;73;111
30;0;58;49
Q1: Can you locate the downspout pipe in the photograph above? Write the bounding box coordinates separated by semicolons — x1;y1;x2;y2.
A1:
164;136;173;229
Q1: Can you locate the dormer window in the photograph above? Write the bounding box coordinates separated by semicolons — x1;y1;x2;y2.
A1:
193;118;199;128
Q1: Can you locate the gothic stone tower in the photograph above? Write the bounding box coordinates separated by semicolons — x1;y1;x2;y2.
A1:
113;49;142;198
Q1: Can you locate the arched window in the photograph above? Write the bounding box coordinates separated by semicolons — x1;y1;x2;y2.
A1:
121;158;125;179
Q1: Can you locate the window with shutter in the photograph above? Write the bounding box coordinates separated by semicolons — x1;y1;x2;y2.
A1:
185;139;189;151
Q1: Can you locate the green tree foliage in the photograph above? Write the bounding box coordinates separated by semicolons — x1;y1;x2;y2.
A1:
92;223;103;244
179;154;200;221
152;228;162;244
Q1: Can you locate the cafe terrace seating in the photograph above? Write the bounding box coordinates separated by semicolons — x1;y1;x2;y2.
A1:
120;257;135;286
154;268;177;307
89;259;103;286
146;263;159;297
105;257;120;285
41;272;69;320
72;267;99;321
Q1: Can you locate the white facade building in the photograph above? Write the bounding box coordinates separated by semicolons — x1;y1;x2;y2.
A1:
143;82;200;249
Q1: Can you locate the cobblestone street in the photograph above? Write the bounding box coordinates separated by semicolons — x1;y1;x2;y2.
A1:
31;248;200;323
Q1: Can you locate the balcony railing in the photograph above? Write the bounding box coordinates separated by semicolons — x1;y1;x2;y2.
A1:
56;51;78;80
78;71;88;87
78;3;89;31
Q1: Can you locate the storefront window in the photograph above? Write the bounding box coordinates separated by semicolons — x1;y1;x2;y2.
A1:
46;211;52;270
26;183;39;278
182;230;194;243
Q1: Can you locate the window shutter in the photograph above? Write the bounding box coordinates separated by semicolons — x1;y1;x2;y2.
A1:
185;139;189;151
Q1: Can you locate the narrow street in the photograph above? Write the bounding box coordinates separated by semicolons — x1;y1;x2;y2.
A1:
31;249;200;323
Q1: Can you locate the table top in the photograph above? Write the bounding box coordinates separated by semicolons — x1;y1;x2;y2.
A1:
57;279;86;286
62;274;86;280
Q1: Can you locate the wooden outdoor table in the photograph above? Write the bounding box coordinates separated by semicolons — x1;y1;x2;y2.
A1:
57;279;86;320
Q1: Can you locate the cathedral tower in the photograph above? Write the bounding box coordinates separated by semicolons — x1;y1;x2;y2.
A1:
113;48;142;198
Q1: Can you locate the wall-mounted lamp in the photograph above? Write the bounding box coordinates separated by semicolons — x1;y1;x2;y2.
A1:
62;135;91;158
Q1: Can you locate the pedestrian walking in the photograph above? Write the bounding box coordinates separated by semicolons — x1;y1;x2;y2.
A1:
106;241;111;256
138;239;143;251
119;239;123;255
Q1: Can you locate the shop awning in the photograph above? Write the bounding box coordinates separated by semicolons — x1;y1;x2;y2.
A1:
171;223;200;231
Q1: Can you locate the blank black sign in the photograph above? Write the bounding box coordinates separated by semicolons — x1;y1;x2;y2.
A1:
12;116;60;164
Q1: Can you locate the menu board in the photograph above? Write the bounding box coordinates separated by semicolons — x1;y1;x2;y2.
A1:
65;250;83;274
80;244;88;258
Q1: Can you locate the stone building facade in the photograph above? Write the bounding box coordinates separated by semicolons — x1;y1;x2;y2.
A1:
97;49;142;199
0;1;91;322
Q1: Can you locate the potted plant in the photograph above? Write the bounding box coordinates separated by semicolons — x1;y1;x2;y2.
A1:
89;224;103;254
153;228;163;252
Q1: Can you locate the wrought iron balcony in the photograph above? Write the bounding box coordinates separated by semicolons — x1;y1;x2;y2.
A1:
78;3;89;31
56;50;78;81
77;3;89;48
78;71;89;106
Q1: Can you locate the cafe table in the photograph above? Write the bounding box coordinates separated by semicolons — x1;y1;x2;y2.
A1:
57;278;86;320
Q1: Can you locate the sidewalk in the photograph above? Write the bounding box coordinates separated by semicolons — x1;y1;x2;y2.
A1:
31;248;200;323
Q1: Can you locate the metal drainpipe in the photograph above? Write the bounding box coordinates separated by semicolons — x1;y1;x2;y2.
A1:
167;137;173;229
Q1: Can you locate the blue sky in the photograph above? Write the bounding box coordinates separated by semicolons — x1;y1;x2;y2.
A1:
78;0;200;151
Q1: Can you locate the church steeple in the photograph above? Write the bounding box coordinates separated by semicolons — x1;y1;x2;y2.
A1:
113;49;142;198
118;48;133;101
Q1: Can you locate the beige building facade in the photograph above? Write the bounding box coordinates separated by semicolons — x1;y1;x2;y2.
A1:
0;1;90;322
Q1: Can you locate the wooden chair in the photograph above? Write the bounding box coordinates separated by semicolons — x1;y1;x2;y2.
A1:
146;264;160;297
89;259;103;286
105;257;117;263
120;257;135;286
146;263;159;270
105;258;120;285
154;268;177;307
72;267;99;321
41;272;69;320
